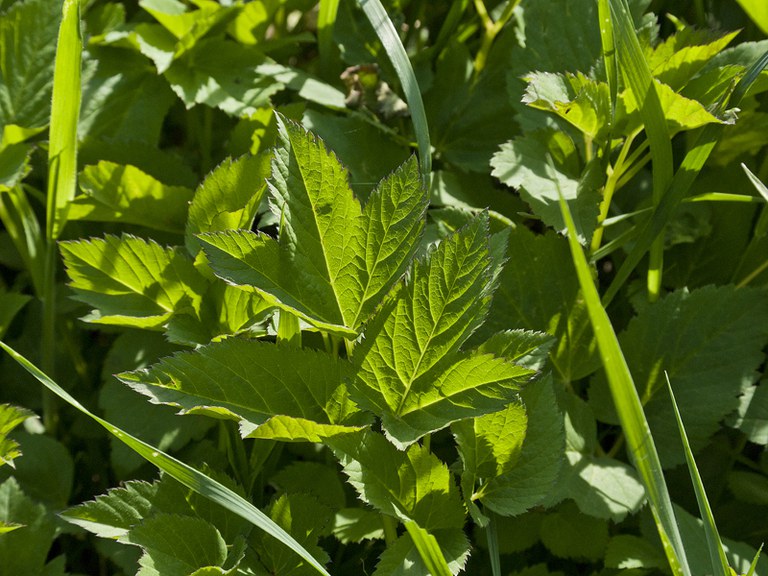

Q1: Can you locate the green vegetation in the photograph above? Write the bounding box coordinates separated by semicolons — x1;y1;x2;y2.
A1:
0;1;767;575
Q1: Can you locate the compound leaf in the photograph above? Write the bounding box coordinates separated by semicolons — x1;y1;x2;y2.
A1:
119;338;367;442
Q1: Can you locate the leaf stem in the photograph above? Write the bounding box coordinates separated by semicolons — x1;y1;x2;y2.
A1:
382;514;399;546
41;242;58;432
472;0;520;76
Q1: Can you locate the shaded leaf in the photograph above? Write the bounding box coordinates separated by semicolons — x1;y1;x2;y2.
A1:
327;431;465;531
540;502;609;561
373;528;469;576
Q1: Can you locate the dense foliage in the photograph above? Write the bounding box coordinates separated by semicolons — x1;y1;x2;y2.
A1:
0;0;767;575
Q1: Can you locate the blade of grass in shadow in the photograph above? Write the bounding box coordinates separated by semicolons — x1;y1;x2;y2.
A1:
665;372;730;576
358;0;431;186
558;193;691;576
0;340;332;576
317;0;340;76
485;510;502;576
609;0;673;302
742;163;768;203
404;521;453;576
602;50;768;305
597;0;617;129
41;0;82;431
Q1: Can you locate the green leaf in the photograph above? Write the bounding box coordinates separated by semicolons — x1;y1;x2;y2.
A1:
605;286;768;466
728;471;768;505
352;214;532;445
548;394;645;522
605;535;667;570
202;121;426;335
0;0;60;131
327;430;465;531
729;378;768;445
119;338;367;443
122;514;229;576
491;130;601;243
68;161;194;234
0;403;34;467
666;376;730;576
474;227;598;383
523;72;612;142
558;187;691;575
61;480;160;539
185;153;272;255
0;141;31;189
357;0;431;184
0;340;333;576
540;502;609;561
271;462;346;513
0;478;57;575
331;508;385;543
46;0;82;241
60;234;207;329
373;528;469;576
250;494;331;576
735;0;768;36
465;376;565;516
0;291;31;340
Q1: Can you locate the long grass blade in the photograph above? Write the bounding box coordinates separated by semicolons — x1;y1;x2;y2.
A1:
358;0;431;185
742;163;768;203
46;0;81;242
602;50;768;305
0;340;332;576
558;195;691;576
665;373;730;576
745;544;764;576
317;0;340;75
404;521;453;576
485;510;502;576
609;0;673;301
597;0;617;130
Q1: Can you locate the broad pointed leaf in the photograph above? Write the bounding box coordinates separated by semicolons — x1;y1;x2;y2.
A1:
327;431;465;531
119;338;368;442
202;119;427;335
185;153;271;254
69;161;194;234
351;214;532;446
60;234;207;329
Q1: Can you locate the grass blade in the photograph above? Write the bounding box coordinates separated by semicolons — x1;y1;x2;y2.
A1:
665;373;730;576
602;50;768;305
597;0;617;130
742;163;768;203
317;0;340;75
746;544;764;576
0;340;332;576
46;0;81;242
404;521;453;576
485;510;502;576
358;0;431;185
558;195;691;576
609;0;673;301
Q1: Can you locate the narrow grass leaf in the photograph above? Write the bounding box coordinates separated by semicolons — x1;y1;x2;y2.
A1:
558;196;691;576
742;163;768;203
46;0;82;241
745;544;763;576
665;374;730;576
404;521;453;576
603;50;768;304
358;0;431;184
609;0;673;299
0;341;332;576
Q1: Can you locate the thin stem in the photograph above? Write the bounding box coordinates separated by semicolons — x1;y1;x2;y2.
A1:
736;259;768;288
472;0;520;76
41;242;58;432
382;514;399;546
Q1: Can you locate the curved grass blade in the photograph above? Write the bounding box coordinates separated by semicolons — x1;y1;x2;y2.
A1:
609;0;672;301
46;0;81;242
602;50;768;305
404;521;453;576
746;544;763;576
0;340;331;576
558;195;691;576
665;373;730;576
358;0;431;185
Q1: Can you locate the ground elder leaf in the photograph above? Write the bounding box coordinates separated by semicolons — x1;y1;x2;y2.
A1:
491;130;601;243
372;528;470;576
202;120;427;335
0;403;34;468
351;213;532;446
119;338;367;442
327;431;465;532
60;234;207;330
606;285;768;466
